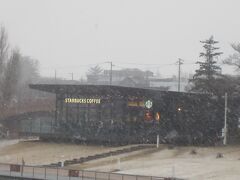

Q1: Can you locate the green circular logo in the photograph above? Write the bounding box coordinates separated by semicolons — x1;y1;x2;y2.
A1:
145;100;153;109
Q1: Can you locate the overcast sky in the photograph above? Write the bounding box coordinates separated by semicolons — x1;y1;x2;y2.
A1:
0;0;239;79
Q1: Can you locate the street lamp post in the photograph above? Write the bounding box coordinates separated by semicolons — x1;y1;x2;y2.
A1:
223;92;228;145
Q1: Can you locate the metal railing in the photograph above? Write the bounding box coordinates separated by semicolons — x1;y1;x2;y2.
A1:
0;163;182;180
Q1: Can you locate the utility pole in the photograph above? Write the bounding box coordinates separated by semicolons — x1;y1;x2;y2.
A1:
110;61;112;85
223;92;228;145
177;58;184;92
54;70;57;82
106;61;113;85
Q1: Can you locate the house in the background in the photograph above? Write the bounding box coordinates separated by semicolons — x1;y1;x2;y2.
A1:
86;67;191;91
149;75;191;92
87;68;154;88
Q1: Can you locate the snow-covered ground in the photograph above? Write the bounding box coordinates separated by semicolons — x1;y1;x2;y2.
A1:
0;139;127;165
0;139;20;149
0;140;240;179
81;145;240;180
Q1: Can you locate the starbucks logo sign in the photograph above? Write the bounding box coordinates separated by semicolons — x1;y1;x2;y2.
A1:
145;100;153;109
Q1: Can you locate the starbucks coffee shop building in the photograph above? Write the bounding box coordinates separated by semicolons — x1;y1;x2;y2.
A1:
28;84;218;144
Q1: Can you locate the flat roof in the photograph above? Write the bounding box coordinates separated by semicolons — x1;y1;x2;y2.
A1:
29;84;204;98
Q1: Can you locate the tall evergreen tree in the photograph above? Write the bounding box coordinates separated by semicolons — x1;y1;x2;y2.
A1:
190;36;223;95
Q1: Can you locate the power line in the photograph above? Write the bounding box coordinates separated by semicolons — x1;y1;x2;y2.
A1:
41;61;200;80
41;61;198;71
113;63;176;70
115;62;175;66
40;62;107;70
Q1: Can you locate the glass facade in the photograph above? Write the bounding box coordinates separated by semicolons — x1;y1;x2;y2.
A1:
53;94;153;142
26;84;223;144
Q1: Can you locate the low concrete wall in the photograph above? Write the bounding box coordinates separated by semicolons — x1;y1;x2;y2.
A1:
0;175;43;180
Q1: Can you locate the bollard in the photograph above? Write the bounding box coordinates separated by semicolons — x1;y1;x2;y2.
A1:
118;157;121;170
57;167;59;180
21;165;23;177
44;167;46;179
33;167;35;177
172;166;175;179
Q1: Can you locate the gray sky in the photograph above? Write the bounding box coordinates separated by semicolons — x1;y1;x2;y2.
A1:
0;0;239;79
